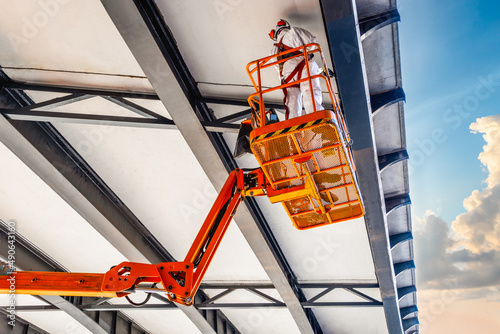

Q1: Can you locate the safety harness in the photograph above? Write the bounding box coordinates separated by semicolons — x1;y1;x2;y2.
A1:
274;36;307;119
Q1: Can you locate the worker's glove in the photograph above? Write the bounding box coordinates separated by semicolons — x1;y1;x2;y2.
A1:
321;68;335;78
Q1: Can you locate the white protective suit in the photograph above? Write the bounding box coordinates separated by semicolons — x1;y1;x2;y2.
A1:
271;27;324;119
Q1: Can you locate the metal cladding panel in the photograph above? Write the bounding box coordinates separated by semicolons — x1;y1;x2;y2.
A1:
398;292;416;309
391;239;413;264
380;162;408;196
387;205;412;235
373;103;405;154
396;270;415;291
362;24;399;93
0;141;127;273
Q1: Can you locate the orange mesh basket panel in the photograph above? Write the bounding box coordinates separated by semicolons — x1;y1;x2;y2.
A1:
250;110;364;230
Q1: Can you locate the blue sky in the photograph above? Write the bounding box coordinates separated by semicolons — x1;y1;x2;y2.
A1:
398;0;500;332
399;0;500;222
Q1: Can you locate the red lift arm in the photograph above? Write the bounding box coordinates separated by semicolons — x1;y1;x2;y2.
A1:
0;168;266;306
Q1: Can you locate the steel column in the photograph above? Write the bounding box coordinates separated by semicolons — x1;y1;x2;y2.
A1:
319;0;404;332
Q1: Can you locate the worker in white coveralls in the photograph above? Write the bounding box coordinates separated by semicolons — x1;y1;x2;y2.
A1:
269;19;324;119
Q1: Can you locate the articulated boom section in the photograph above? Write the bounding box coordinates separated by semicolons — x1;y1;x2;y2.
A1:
1;169;264;306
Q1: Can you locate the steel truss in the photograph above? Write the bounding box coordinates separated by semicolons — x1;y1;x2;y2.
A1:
0;82;242;133
3;283;382;312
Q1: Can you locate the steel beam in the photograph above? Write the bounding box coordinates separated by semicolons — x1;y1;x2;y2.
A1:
1;221;149;334
371;87;406;116
0;108;176;129
385;194;411;215
2;81;159;100
399;305;418;319
378;149;409;172
298;282;379;289
394;261;416;277
102;96;167;119
359;8;400;40
0;91;164;264
198;97;333;111
19;93;92;111
319;0;404;332
9;299;383;312
402;317;419;332
1;108;239;133
198;97;284;110
397;286;417;301
389;232;413;249
99;1;321;333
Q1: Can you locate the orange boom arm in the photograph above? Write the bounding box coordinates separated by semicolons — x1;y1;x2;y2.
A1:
0;168;265;306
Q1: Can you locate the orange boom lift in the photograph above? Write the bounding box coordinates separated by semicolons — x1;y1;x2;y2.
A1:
0;44;363;306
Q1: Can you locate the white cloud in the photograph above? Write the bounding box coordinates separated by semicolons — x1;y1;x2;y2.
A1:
470;114;500;187
416;114;500;289
414;212;458;288
452;115;500;253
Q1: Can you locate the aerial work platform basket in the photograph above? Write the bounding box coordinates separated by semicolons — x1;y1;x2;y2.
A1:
245;43;364;229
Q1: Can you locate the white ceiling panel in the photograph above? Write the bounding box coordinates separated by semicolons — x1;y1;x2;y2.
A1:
0;141;127;273
155;0;333;100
